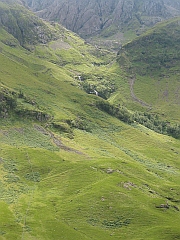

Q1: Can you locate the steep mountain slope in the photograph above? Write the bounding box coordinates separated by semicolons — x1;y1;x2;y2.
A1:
0;0;58;47
115;17;180;121
25;0;180;44
0;2;180;240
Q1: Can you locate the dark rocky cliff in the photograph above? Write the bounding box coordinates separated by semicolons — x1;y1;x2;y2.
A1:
25;0;180;38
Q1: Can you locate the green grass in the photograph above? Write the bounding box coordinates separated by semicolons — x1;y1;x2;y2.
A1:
0;128;180;240
116;17;180;120
1;106;180;240
0;4;180;240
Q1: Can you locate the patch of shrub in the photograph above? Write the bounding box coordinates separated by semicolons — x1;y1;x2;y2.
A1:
102;216;131;228
0;87;50;122
66;117;89;131
133;112;180;139
96;99;180;139
52;121;73;134
15;108;50;122
25;172;40;182
96;100;133;124
0;89;17;117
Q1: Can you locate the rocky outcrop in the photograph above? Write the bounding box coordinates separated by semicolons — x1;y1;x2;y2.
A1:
25;0;180;38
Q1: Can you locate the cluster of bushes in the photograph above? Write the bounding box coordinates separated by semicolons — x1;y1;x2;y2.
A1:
66;117;89;131
78;73;116;100
15;108;50;122
96;100;133;124
82;82;115;99
0;88;50;122
51;117;90;139
96;100;180;139
25;172;40;182
0;89;17;118
102;217;130;228
133;112;180;138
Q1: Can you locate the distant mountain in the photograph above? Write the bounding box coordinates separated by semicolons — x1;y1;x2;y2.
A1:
25;0;180;40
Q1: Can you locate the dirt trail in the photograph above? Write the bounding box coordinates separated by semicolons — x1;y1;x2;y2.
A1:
129;77;151;108
34;125;84;155
49;132;84;155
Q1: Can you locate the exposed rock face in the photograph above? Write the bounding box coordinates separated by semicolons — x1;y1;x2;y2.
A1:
25;0;180;38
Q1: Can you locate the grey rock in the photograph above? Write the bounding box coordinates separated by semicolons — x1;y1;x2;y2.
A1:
24;0;180;38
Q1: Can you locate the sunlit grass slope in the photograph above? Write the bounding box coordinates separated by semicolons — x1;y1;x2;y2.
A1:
1;114;180;240
0;3;180;240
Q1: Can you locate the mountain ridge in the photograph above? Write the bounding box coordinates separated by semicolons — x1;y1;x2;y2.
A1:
25;0;180;41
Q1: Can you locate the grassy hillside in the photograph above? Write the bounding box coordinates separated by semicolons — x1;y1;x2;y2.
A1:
116;17;180;121
0;3;180;240
0;1;58;48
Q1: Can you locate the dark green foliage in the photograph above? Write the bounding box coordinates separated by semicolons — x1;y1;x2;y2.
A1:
3;159;19;183
0;230;6;236
0;89;17;117
3;160;18;173
18;89;24;99
167;124;180;139
0;87;50;122
87;216;131;229
133;112;180;139
52;121;73;134
52;117;90;138
66;117;89;131
15;108;50;122
4;174;20;183
81;78;116;100
96;99;180;139
102;217;131;228
96;100;133;124
18;90;38;106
